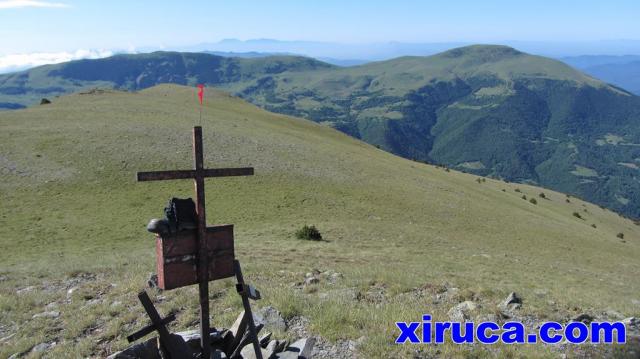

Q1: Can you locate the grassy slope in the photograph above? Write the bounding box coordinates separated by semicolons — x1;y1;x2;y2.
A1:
0;84;639;357
3;46;640;219
227;45;640;219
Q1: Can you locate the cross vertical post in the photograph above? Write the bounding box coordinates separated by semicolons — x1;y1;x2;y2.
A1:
193;126;211;358
136;126;254;358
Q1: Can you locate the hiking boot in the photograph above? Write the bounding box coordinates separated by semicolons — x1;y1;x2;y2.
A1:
147;218;170;235
177;220;197;231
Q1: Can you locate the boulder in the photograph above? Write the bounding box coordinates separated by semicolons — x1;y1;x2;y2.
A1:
147;274;159;289
32;311;60;319
623;317;639;329
266;339;280;352
32;342;55;352
447;301;478;322
254;306;286;332
282;338;315;359
328;272;343;283
240;343;274;359
228;310;249;352
571;313;595;324
304;277;319;286
231;324;264;358
500;292;522;311
175;329;225;352
274;352;299;359
107;337;159;359
259;332;272;347
158;334;193;359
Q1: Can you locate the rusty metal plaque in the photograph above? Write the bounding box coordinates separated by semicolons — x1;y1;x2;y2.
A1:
155;225;235;290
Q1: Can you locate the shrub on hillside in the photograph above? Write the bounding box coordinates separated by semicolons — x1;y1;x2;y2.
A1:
296;225;323;241
617;232;624;239
529;198;537;205
573;212;582;219
539;192;546;199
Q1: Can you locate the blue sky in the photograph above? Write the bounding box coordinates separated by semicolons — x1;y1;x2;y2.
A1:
0;0;639;72
1;0;639;53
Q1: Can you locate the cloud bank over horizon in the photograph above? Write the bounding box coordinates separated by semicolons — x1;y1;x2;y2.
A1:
3;38;640;75
0;49;116;74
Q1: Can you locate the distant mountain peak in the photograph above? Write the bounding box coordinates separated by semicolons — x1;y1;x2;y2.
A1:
440;44;523;60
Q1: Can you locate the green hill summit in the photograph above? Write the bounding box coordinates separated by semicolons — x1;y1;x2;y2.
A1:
1;45;640;218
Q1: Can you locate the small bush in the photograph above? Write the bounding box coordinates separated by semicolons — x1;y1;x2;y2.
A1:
566;198;571;203
476;178;482;184
515;188;521;193
529;198;537;205
521;195;527;200
539;192;546;199
296;225;323;241
573;212;582;219
617;232;624;239
591;224;597;228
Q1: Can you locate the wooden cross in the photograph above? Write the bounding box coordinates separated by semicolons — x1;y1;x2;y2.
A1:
137;126;253;358
233;260;263;359
127;291;190;358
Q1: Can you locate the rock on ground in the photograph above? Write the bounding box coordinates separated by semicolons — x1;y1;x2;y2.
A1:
447;301;478;322
254;306;286;332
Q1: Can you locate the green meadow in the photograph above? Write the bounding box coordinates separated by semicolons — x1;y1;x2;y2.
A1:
1;85;638;358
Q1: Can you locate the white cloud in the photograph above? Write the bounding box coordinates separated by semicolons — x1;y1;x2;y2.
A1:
0;0;70;9
0;49;115;74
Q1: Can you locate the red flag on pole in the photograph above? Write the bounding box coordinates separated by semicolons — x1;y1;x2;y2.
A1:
197;84;204;105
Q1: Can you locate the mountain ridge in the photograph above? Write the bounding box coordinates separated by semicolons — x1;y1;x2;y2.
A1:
1;45;639;218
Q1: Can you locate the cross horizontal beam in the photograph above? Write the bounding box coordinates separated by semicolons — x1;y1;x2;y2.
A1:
137;167;254;182
127;313;177;342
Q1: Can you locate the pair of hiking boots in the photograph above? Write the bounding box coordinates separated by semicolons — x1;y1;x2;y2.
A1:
146;197;198;236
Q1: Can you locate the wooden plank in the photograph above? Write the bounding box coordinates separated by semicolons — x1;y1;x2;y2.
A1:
233;260;263;359
136;168;253;182
136;291;185;358
137;170;197;181
158;226;234;257
154;228;233;285
202;167;254;178
127;313;176;342
157;250;235;290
